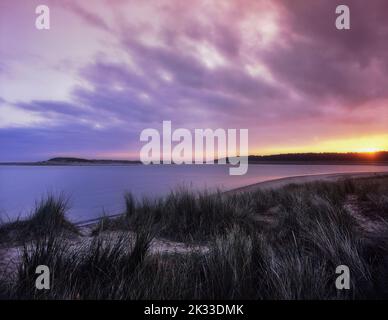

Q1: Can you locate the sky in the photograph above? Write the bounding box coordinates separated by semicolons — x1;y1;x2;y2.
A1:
1;0;388;161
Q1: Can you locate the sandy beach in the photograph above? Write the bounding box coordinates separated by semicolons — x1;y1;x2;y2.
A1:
227;171;388;194
70;171;388;227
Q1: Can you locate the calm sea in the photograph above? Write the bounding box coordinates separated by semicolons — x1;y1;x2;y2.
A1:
1;164;388;222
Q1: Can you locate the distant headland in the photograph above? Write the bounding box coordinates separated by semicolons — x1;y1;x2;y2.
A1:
0;157;142;166
244;151;388;164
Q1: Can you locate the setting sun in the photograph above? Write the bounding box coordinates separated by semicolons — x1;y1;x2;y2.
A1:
359;147;380;154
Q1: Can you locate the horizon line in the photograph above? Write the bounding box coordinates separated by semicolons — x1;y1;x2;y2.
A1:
2;150;388;164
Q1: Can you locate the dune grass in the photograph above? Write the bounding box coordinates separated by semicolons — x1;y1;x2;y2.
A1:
92;178;358;242
2;176;388;299
93;188;260;242
0;195;78;244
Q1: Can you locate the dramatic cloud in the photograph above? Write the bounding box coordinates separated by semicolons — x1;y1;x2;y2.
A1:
0;0;387;161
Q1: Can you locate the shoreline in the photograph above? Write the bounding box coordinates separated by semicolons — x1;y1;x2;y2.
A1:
75;171;388;227
227;171;388;194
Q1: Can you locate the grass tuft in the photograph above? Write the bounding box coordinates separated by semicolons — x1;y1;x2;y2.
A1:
0;195;78;244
